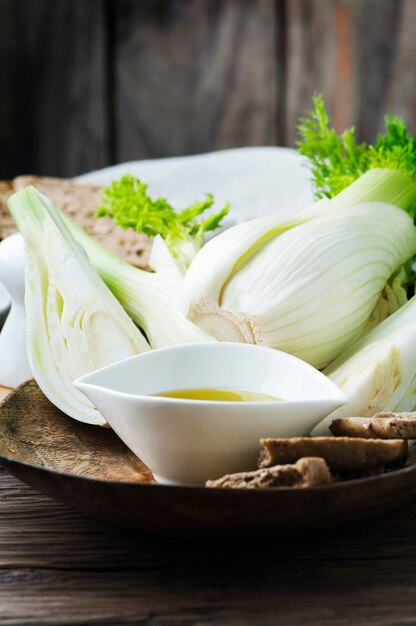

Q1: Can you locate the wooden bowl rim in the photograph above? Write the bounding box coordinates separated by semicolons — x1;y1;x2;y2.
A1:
1;451;416;493
1;380;415;497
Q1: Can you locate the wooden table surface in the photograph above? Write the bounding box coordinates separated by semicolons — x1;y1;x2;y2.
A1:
1;385;416;625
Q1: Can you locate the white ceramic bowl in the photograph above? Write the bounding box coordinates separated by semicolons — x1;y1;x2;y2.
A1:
74;343;347;486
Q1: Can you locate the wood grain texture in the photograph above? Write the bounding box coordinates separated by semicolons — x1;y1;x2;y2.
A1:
383;0;416;127
0;0;110;178
1;467;416;625
1;380;416;541
285;0;340;145
285;0;415;146
351;0;403;142
0;0;414;177
0;380;153;482
113;0;279;161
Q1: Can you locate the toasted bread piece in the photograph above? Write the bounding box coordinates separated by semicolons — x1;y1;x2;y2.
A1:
329;417;378;439
1;176;152;269
206;457;331;489
373;412;416;439
330;413;416;440
259;437;408;472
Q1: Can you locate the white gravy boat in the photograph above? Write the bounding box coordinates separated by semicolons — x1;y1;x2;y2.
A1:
74;342;346;486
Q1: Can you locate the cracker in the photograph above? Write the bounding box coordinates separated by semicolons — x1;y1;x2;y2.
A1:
206;457;331;489
258;437;408;472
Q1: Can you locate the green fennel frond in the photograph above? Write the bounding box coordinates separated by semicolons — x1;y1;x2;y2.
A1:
97;174;229;268
298;94;416;202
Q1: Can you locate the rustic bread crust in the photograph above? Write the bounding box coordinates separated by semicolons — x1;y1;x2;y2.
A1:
330;413;416;440
259;437;408;472
373;412;416;439
1;176;152;269
330;417;378;439
206;457;331;489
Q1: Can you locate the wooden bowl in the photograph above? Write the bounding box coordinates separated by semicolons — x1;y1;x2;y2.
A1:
1;380;416;538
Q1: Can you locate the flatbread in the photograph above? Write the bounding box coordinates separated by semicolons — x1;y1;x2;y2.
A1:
206;457;331;489
330;413;416;440
0;176;153;269
259;437;408;472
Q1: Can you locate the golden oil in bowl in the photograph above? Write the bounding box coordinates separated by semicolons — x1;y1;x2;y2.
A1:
153;388;281;402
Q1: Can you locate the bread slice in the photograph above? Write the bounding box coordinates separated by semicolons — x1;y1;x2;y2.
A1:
1;176;152;269
329;417;377;439
373;412;416;439
206;457;331;489
330;413;416;440
259;437;408;472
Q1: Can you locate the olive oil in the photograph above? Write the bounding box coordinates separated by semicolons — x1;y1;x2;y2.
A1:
153;388;280;402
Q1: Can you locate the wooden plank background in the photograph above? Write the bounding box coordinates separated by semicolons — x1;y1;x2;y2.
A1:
0;0;414;179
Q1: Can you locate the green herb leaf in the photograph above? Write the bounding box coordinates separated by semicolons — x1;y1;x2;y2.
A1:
97;174;229;271
298;94;416;205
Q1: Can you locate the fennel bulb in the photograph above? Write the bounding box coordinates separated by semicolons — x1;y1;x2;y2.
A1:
57;213;215;348
311;293;416;435
183;169;416;369
364;267;409;332
8;187;150;426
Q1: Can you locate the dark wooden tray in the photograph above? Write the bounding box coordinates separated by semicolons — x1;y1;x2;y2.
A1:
1;380;416;538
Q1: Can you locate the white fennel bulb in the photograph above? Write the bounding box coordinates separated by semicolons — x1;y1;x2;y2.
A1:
56;208;215;349
8;187;150;425
364;267;409;332
183;169;416;368
312;293;416;435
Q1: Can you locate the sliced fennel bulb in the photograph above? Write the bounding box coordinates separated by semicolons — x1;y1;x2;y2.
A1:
184;169;416;368
57;215;214;348
149;234;184;276
364;267;409;331
311;293;416;435
8;187;150;425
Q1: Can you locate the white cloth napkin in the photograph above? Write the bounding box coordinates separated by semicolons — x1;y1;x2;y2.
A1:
78;147;314;225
